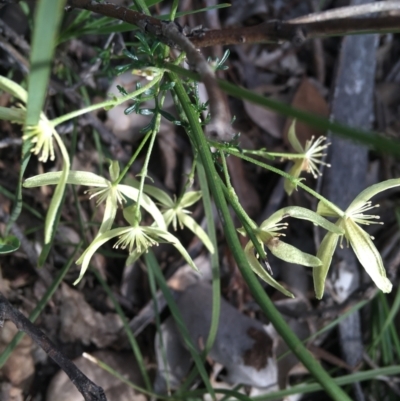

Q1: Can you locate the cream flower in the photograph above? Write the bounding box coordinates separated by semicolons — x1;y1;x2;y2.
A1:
314;179;400;299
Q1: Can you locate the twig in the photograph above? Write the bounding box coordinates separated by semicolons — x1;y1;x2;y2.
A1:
66;0;400;49
66;0;234;140
290;1;400;23
64;0;400;140
0;291;107;401
161;21;233;140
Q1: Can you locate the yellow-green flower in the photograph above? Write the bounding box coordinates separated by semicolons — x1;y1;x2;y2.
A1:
126;179;214;254
239;206;344;298
1;75;70;244
75;204;198;284
24;161;166;238
284;120;330;195
314;179;400;299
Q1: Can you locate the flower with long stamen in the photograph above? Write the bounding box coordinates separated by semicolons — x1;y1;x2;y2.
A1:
75;204;198;284
0;75;70;244
239;206;344;298
284;120;331;195
314;179;400;299
23;160;166;238
130;181;214;254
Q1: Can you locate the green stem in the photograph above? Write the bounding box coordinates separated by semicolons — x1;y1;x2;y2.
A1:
51;74;162;127
114;129;152;185
221;146;344;217
171;73;353;401
134;128;158;223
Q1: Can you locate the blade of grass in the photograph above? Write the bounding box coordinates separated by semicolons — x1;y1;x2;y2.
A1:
166;64;400;158
144;251;216;401
92;269;152;391
26;0;66;126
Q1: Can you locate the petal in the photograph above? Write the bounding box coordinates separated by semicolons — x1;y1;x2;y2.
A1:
346;219;392;293
118;184;166;229
149;227;198;271
125;249;146;266
261;206;344;235
24;171;109;187
244;242;294;298
347;178;400;215
97;190;118;236
179;191;202;208
316;200;344;218
267;238;322;267
44;132;71;244
284;160;303;196
287;119;304;154
0;106;25;123
178;212;215;254
314;230;340;299
109;160;120;182
162;209;175;228
75;227;130;284
128;179;175;208
0;75;28;102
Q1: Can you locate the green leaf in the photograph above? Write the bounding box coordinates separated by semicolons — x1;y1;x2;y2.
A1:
314;230;341;299
0;235;20;254
345;219;392;293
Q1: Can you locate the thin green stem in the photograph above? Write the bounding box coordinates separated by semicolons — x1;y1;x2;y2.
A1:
221;146;344;217
51;74;163;127
114;129;152;185
134;129;157;223
93;269;152;391
176;152;197;204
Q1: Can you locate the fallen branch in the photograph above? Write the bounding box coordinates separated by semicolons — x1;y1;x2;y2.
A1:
0;291;107;401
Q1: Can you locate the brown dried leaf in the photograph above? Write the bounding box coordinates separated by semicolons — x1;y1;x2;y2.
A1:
283;78;329;147
0;321;34;388
59;284;122;347
46;350;146;401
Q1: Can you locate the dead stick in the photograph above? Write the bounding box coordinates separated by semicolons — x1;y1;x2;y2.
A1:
0;292;107;401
